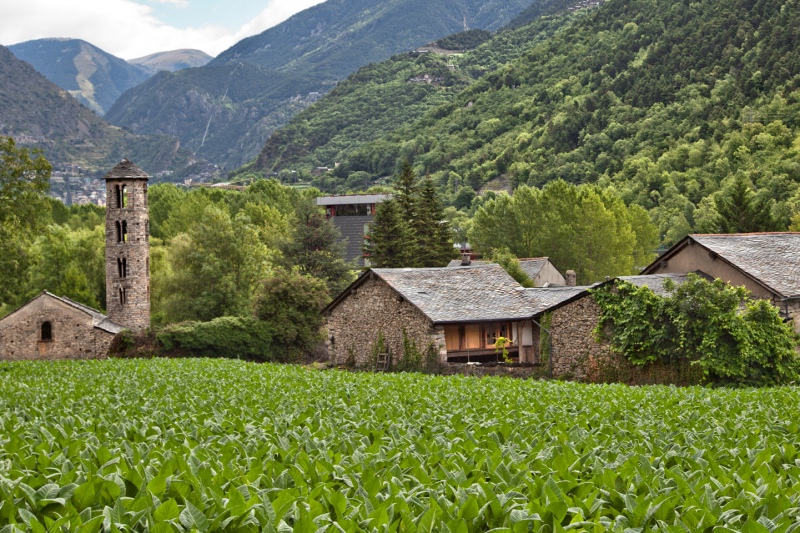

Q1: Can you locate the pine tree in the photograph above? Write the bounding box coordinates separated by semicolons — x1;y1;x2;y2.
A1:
363;199;415;267
394;160;418;221
278;200;355;296
416;175;454;267
714;175;780;233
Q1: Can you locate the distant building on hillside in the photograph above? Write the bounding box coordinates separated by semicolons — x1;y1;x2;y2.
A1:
317;194;389;266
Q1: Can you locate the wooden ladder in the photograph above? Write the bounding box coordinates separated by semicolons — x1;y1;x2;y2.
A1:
375;352;390;372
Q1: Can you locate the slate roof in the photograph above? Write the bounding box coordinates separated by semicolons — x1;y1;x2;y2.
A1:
447;259;490;268
689;234;800;297
447;258;554;280
644;233;800;298
103;159;149;181
52;293;126;334
366;264;538;323
0;292;125;334
618;274;691;297
523;286;592;316
517;258;551;280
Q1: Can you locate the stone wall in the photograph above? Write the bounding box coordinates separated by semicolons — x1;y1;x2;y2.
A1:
548;294;704;385
549;295;611;380
777;298;800;335
0;296;115;360
439;363;548;379
105;179;150;332
325;276;444;367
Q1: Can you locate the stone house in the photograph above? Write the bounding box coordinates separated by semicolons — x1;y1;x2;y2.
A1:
0;292;124;360
448;256;568;287
525;274;690;380
323;261;694;376
642;233;800;332
323;264;540;366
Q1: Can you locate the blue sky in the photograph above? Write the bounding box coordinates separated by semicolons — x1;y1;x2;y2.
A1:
144;0;269;33
0;0;325;59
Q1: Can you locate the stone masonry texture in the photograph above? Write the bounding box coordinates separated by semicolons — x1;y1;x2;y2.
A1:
0;296;115;360
325;276;444;367
105;167;150;332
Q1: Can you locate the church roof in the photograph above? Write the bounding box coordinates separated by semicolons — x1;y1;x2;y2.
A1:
0;292;125;334
103;159;149;181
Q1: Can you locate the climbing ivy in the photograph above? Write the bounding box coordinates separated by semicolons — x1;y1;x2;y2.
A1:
592;274;800;386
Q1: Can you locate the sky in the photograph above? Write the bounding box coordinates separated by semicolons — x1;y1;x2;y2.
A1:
0;0;326;59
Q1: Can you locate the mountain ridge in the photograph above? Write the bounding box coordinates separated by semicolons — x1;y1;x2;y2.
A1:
0;45;195;176
9;38;149;115
103;0;533;169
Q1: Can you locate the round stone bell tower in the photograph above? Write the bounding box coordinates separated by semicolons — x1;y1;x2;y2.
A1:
104;159;150;332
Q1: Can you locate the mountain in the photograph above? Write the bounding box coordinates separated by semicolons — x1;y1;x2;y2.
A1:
128;49;213;76
8;38;149;115
0;45;194;176
103;0;532;170
251;13;571;175
250;0;800;245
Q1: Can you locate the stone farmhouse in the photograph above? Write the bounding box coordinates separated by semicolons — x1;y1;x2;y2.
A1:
324;264;539;366
325;232;800;381
0;159;151;361
642;233;800;332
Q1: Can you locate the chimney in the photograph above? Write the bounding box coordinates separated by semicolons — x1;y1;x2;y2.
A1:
566;270;577;286
461;252;471;266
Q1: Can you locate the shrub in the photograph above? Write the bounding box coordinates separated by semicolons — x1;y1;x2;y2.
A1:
592;274;800;386
156;316;282;361
253;269;330;360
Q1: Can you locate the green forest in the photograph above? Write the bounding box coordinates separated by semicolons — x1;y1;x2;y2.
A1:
249;0;800;247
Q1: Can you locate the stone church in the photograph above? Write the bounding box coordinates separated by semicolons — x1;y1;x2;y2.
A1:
0;159;151;360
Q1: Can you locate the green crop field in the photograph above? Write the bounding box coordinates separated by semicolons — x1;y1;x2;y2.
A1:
0;359;799;532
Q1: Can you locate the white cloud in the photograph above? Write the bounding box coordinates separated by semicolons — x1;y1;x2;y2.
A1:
232;0;326;43
0;0;324;60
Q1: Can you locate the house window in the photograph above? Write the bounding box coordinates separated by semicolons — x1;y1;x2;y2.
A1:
444;323;514;352
41;321;52;341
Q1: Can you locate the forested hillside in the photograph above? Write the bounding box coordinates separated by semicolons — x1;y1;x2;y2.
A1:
252;14;573;176
254;0;800;246
9;39;149;115
104;0;533;169
0;46;194;175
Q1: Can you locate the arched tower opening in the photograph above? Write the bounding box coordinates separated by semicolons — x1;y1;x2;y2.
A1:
104;159;150;332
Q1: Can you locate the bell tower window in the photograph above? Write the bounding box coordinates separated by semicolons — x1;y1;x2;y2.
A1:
121;221;128;243
121;185;128;208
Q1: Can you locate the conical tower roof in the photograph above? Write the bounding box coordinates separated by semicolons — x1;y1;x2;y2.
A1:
103;159;149;181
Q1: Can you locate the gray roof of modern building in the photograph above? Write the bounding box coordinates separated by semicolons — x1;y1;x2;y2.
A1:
103;159;150;181
316;194;390;206
645;233;800;298
326;264;537;324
